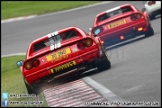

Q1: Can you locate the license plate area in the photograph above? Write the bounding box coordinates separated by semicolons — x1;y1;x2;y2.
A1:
46;47;71;61
51;60;76;73
108;19;126;29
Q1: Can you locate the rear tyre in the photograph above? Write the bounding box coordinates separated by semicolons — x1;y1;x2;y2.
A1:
96;49;111;72
149;14;156;20
145;26;154;37
24;80;37;94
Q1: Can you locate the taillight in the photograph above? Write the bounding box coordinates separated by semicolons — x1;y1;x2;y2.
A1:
24;61;33;70
32;59;40;67
24;59;40;70
84;38;93;47
148;1;152;5
152;1;156;4
148;1;156;6
130;13;142;21
120;36;124;40
77;38;93;49
77;42;85;50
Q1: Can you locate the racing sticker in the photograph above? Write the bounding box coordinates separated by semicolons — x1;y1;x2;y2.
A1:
55;42;61;49
52;31;61;49
52;31;58;36
47;33;52;38
105;6;120;13
50;44;55;51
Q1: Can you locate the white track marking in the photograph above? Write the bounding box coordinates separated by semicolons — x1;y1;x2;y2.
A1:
1;15;37;23
38;1;114;18
82;77;128;103
1;53;26;58
122;85;143;94
43;79;107;107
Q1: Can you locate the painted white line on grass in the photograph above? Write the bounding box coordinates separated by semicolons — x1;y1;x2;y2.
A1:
1;53;26;58
82;77;128;103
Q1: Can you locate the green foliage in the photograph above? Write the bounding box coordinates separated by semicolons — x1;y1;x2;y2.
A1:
1;1;100;19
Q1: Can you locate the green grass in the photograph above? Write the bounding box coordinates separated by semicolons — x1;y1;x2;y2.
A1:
1;1;100;19
1;55;48;107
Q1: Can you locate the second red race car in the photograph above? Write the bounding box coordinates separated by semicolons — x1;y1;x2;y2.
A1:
17;26;111;94
90;4;154;48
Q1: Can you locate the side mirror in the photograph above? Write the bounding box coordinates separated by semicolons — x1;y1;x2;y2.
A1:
16;60;23;67
91;26;102;37
142;8;146;12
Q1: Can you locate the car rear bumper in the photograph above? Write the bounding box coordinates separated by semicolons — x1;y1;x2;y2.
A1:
99;20;149;47
149;9;161;16
25;48;100;85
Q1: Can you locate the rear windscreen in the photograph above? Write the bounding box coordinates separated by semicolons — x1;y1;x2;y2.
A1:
33;29;80;52
97;6;133;22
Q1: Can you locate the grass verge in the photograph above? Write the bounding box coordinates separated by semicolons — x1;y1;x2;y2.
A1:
1;1;100;19
1;55;48;107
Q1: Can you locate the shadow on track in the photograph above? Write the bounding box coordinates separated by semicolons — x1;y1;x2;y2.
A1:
105;35;153;51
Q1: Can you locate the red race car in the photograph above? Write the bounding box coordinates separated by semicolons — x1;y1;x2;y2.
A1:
17;26;111;94
90;4;154;48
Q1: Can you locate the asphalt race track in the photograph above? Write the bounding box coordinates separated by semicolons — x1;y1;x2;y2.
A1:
2;1;161;107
